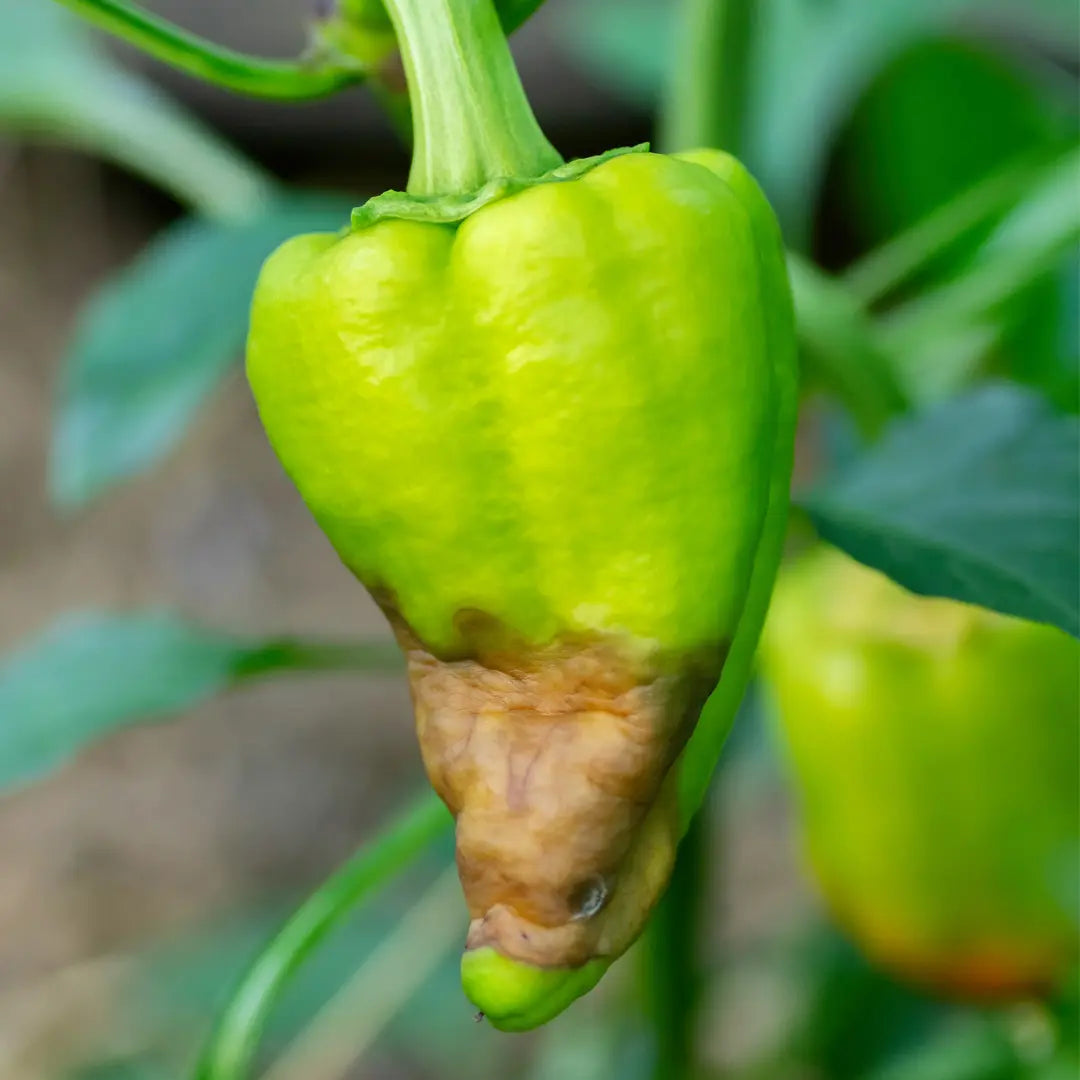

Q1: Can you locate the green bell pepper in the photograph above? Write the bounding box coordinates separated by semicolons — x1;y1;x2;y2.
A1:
762;547;1080;999
247;0;796;1029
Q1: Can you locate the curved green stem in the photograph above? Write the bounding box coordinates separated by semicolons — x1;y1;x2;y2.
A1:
51;0;366;100
261;865;463;1080
193;792;452;1080
381;0;562;195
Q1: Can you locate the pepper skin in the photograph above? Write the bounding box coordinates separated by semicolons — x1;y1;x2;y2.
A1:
762;546;1080;999
247;146;795;1027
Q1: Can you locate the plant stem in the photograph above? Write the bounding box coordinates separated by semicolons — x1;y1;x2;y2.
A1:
233;638;402;680
192;792;452;1080
661;0;756;154
640;811;708;1080
52;0;367;100
381;0;562;195
261;864;463;1080
652;8;771;1080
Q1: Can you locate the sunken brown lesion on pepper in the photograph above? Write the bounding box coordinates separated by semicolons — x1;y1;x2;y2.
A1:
375;595;725;969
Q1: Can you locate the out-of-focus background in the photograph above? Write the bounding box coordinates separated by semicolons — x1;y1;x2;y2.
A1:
0;2;1077;1078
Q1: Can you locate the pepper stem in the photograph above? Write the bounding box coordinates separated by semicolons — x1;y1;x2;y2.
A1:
382;0;563;196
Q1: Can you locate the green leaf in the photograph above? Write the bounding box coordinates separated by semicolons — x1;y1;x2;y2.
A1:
788;254;908;437
745;0;975;241
50;195;356;508
0;0;272;218
842;156;1050;307
836;38;1062;253
802;384;1080;637
0;610;399;793
743;0;1075;242
555;0;1071;245
881;147;1080;402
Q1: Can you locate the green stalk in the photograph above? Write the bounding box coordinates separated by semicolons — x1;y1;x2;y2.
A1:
51;0;367;100
661;0;756;154
233;638;402;680
261;865;463;1080
381;0;562;195
645;4;774;1078
192;792;451;1080
640;812;708;1080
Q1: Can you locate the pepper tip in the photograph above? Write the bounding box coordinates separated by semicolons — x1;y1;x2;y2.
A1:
460;947;609;1032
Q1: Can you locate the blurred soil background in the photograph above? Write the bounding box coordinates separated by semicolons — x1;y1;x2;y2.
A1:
0;4;810;1076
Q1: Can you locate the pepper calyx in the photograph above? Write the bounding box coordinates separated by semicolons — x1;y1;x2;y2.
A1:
350;144;650;231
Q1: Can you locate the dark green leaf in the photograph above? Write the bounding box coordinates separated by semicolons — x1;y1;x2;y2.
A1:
802;384;1080;636
554;0;1071;244
0;610;398;793
745;0;974;240
745;0;1073;242
50;196;356;508
836;39;1061;253
881;148;1080;402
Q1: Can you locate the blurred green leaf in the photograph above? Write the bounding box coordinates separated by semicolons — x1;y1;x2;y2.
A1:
50;195;356;508
788;254;908;436
881;148;1080;402
837;38;1062;250
842;156;1050;307
0;0;272;218
558;0;1074;245
863;1017;1023;1080
803;384;1080;637
746;0;988;241
551;0;669;107
0;610;398;793
836;37;1075;411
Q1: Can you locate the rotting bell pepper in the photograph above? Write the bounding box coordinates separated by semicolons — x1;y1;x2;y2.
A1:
762;546;1080;1000
246;0;797;1030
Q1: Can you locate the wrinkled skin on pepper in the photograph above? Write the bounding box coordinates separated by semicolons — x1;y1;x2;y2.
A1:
247;148;794;1027
762;547;1080;999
